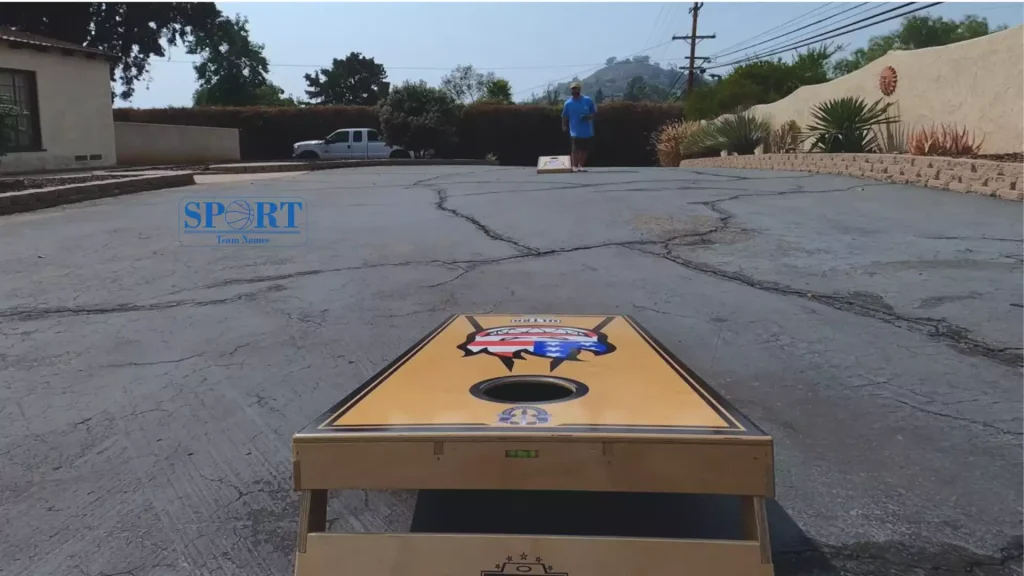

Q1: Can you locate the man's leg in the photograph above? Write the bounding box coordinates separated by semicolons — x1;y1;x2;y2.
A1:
577;138;590;171
570;138;580;170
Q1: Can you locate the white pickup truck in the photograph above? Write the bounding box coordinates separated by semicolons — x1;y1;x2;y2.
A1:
292;128;410;161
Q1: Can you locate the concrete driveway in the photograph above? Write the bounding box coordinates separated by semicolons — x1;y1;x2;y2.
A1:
1;165;1021;576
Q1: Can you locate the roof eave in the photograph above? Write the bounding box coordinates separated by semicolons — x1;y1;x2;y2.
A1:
2;37;117;61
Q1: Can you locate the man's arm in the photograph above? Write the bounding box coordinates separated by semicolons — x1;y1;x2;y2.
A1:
581;98;596;121
561;101;569;132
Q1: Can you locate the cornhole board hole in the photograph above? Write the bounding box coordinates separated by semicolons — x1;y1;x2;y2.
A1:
536;155;573;174
292;314;775;576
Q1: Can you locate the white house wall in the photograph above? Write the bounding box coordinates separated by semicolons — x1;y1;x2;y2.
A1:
0;44;116;173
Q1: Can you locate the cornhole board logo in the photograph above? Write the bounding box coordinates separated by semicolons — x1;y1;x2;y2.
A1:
497;406;550;426
458;318;616;371
482;554;567;575
536;155;572;174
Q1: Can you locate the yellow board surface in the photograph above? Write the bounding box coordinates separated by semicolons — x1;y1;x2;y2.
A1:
297;315;768;440
537;155;573;174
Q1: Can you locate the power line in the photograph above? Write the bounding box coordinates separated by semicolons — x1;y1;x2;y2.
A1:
708;2;836;58
711;2;870;61
722;2;890;63
706;2;943;71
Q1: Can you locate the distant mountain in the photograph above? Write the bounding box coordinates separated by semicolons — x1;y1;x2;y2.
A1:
528;56;709;103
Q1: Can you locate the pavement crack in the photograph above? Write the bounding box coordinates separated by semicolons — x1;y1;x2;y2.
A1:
625;245;1023;368
881;396;1021;436
102;354;200;368
0;284;288;321
433;188;540;254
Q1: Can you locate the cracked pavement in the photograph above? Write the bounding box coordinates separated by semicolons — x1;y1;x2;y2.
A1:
1;165;1021;576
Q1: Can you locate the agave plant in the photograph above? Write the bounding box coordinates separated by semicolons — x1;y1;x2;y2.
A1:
683;111;772;156
802;96;898;153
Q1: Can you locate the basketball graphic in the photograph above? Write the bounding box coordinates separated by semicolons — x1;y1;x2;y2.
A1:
225;200;255;230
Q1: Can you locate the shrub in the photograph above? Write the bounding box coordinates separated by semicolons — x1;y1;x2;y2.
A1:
113;105;378;160
379;81;462;158
458;102;683;166
802;96;896;153
907;123;984;156
651;120;702;167
767;120;801;154
873;101;907;154
114;101;685;166
684;111;772;156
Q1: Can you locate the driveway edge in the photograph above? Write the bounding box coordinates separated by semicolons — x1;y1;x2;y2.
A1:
679;154;1023;201
0;173;196;216
207;158;498;174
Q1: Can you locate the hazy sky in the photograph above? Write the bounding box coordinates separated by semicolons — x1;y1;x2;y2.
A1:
120;2;1024;108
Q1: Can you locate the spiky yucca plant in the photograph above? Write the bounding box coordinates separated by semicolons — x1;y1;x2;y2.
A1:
684;111;772;156
651;120;702;166
803;96;897;153
908;123;984;156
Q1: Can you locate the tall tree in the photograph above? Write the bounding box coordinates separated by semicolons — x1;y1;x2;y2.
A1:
594;88;606;104
303;52;389;106
605;57;618;66
832;15;1007;76
0;3;221;101
480;78;513;104
188;15;272;107
624;76;649;102
440;64;494;104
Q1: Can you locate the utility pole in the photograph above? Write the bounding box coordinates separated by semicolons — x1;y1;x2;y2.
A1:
672;2;716;94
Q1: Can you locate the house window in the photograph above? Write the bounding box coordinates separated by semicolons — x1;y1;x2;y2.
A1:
0;68;42;152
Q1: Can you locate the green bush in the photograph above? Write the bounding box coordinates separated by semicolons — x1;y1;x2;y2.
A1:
113;105;378;160
684;111;771;156
114;101;684;166
378;81;461;158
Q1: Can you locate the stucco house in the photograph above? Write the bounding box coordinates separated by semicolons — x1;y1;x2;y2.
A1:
0;28;117;174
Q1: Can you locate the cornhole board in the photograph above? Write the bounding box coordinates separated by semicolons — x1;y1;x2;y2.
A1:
537;155;573;174
292;314;775;576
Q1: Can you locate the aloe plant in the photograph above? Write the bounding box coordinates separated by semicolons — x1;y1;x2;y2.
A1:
802;96;898;153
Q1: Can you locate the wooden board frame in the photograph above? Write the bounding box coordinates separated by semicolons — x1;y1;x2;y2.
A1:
293;493;774;576
291;314;776;575
537;155;573;174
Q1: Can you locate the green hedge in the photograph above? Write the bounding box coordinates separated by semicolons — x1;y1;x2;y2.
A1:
113;102;684;166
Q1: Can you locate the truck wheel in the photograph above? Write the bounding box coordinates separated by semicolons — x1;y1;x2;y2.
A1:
389;150;411;159
297;151;320;160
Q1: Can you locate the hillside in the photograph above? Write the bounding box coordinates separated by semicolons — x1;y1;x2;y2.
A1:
532;56;709;102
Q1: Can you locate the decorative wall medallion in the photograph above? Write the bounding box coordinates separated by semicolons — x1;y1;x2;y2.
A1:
879;66;898;96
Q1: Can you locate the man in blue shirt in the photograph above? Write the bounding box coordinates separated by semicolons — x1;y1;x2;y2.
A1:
561;82;596;172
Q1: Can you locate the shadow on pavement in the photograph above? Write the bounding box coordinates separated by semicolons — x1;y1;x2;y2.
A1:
411;490;836;575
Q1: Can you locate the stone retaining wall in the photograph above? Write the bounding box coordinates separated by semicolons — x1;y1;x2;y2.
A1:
0;173;196;215
679;154;1023;201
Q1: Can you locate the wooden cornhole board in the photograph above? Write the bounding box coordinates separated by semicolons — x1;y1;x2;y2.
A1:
536;155;573;174
292;314;775;576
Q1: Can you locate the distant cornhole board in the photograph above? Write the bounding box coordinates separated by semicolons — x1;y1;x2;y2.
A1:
537;155;573;174
292;314;776;576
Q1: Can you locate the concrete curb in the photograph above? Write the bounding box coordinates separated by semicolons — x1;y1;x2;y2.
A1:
679;154;1023;201
206;158;499;174
0;173;196;216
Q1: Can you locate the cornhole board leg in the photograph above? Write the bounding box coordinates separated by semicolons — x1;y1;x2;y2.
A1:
293;493;775;576
537;155;573;174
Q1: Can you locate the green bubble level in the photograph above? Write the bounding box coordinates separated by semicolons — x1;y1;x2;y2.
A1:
505;449;539;459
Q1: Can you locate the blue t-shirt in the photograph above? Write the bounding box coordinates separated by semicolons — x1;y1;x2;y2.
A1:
562;96;596;139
